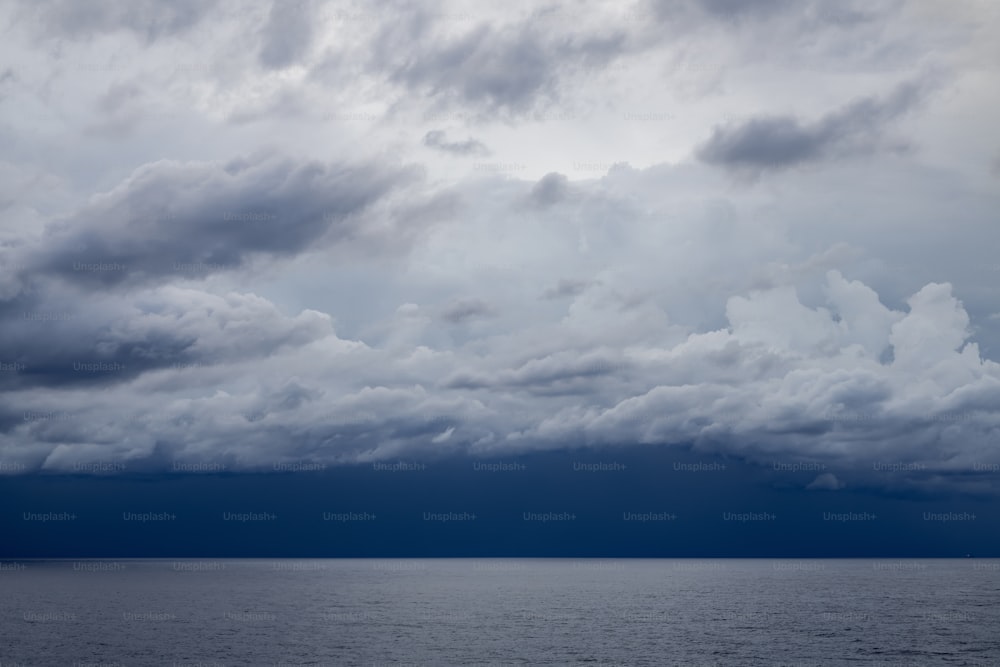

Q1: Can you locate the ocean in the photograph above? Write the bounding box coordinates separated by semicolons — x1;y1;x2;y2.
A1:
1;559;998;666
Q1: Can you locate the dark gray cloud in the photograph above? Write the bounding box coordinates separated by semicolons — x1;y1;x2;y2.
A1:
16;0;217;41
423;130;490;156
16;153;418;290
441;298;494;324
697;0;791;18
443;350;628;395
258;0;315;69
650;0;793;24
388;26;552;114
377;19;626;115
696;81;926;174
649;0;893;29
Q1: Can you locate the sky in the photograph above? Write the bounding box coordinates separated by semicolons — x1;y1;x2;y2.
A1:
1;0;999;556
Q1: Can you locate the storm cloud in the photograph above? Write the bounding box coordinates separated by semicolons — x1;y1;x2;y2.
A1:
423;130;490;156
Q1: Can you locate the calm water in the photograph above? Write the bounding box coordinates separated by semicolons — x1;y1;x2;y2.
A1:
1;559;999;666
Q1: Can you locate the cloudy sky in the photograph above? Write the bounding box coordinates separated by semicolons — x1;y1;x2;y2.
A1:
1;0;999;504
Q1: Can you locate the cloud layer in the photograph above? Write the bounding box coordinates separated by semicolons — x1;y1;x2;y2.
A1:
1;0;998;497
